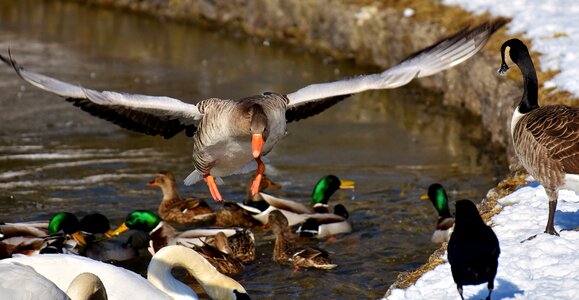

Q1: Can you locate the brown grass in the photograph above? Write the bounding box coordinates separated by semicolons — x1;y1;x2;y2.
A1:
383;174;530;297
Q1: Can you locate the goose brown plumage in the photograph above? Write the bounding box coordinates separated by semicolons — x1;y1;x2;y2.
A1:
0;21;503;202
147;171;215;224
498;38;579;236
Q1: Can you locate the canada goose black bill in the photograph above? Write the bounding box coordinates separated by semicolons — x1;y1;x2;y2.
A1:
498;38;579;236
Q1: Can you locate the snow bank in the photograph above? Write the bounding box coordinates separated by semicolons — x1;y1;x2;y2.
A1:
442;0;579;96
386;182;579;299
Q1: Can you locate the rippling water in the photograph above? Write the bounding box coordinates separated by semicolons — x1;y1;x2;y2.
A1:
0;0;506;298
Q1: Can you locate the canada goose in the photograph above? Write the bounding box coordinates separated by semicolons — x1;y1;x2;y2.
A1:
0;21;503;202
147;171;215;224
268;210;337;270
448;200;500;300
498;38;579;236
0;264;108;300
1;245;249;300
420;183;455;243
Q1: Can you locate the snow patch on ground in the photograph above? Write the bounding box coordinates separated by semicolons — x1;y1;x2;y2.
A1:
386;183;579;299
442;0;579;96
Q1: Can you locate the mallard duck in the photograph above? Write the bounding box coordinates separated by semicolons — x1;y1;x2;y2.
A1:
79;213;117;238
420;183;455;243
498;38;579;236
0;264;108;300
214;173;281;228
195;232;244;275
0;212;87;258
148;171;215;224
448;200;500;300
268;210;337;270
1;245;249;300
296;204;352;239
109;210;256;263
0;21;503;202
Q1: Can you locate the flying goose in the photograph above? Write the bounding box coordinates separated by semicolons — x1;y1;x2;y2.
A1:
147;171;216;224
498;39;579;236
420;183;455;243
0;245;249;300
0;264;108;300
0;21;503;202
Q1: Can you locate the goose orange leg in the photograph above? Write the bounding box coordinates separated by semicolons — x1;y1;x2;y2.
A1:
250;157;265;196
204;174;223;202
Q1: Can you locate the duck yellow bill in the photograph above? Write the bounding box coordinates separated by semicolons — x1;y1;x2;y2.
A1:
71;231;87;246
420;193;429;200
103;229;117;238
252;133;264;158
108;223;129;237
339;180;356;189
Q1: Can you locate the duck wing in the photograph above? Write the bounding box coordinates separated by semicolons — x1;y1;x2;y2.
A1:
285;20;505;115
0;54;203;139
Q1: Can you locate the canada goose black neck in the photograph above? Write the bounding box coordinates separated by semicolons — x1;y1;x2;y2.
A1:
500;39;539;114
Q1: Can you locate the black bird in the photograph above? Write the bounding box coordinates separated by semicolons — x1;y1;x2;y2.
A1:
448;200;500;300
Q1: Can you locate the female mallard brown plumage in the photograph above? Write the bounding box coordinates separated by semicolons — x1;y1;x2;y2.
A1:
498;39;579;236
148;171;215;224
195;232;245;275
268;210;336;270
0;21;502;202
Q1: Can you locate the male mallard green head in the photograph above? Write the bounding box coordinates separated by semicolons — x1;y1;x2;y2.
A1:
79;213;115;238
421;183;452;218
48;212;86;245
311;175;355;205
109;210;162;237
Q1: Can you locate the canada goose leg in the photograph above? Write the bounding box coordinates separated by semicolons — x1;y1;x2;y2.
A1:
250;157;265;196
204;174;223;202
544;189;559;236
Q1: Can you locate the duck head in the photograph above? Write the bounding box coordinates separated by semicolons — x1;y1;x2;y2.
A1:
248;104;268;158
421;183;452;218
79;213;115;238
454;199;485;229
109;210;162;236
48;212;86;246
147;171;179;199
268;210;289;236
311;175;355;206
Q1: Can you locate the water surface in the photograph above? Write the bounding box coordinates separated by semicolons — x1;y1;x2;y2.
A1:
0;0;506;298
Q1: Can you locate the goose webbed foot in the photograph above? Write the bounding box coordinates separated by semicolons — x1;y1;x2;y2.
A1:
250;157;265;196
204;174;223;202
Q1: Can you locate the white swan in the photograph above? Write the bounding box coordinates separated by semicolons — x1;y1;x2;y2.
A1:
0;263;107;300
0;245;248;300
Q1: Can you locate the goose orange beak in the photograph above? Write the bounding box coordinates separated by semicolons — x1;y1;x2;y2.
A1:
108;223;129;237
339;180;356;189
252;133;264;158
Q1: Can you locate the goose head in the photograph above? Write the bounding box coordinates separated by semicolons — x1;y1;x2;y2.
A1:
247;103;268;158
498;38;528;75
48;212;86;246
311;175;355;206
